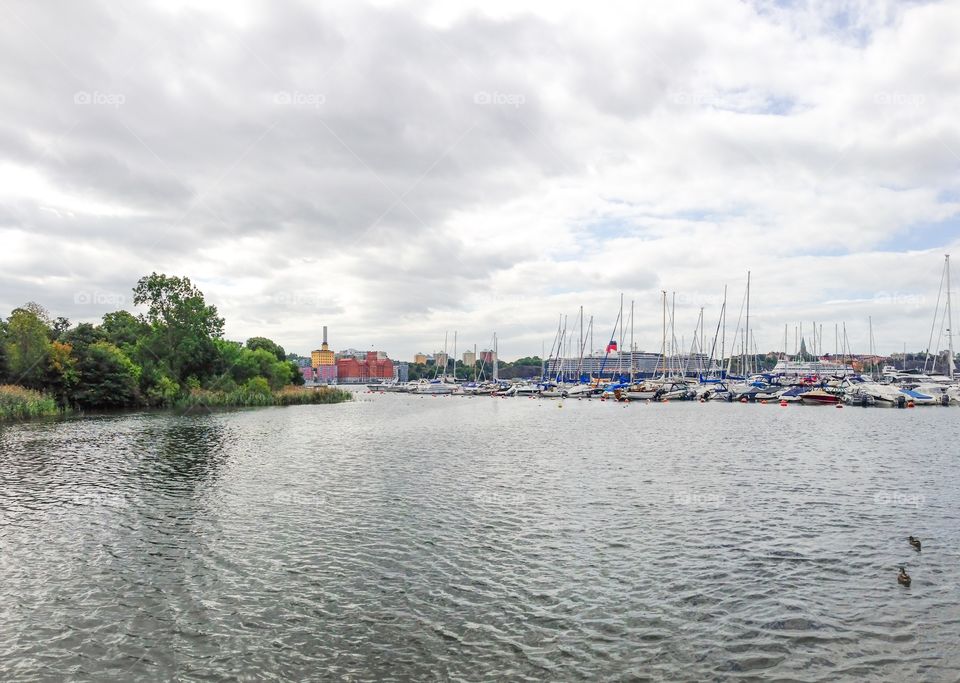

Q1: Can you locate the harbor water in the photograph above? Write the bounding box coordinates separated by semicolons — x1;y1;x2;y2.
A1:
2;394;959;680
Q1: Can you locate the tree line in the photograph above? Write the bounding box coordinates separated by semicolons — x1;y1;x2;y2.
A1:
0;273;306;410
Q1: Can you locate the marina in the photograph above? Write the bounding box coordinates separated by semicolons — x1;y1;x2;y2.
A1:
368;257;960;409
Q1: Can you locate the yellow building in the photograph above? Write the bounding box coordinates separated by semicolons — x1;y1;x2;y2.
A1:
312;326;336;368
413;353;428;365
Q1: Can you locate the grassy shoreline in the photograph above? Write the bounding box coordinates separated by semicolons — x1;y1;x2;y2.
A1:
0;384;351;422
175;385;353;409
0;385;63;420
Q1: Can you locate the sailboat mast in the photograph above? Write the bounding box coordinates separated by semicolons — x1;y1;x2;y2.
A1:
493;333;498;382
947;254;955;380
630;299;635;383
453;331;457;381
578;305;584;380
721;285;727;377
618;293;624;377
661;290;667;379
699;306;705;374
745;271;751;374
671;292;676;377
783;323;788;368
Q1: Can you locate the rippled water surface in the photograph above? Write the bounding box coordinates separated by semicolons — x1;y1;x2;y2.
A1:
2;393;960;680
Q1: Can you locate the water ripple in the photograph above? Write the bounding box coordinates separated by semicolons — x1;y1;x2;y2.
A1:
2;399;960;680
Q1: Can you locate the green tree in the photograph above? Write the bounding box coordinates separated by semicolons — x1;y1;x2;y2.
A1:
246;336;286;362
51;316;71;339
132;273;225;385
0;319;9;382
100;310;149;352
244;376;271;396
46;341;79;406
60;323;105;350
5;305;52;389
73;341;141;408
228;347;292;390
288;360;305;385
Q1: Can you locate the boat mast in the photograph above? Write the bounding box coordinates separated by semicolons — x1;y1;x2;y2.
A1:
783;323;788;369
618;293;624;378
721;285;727;377
947;254;955;380
661;290;667;379
699;306;705;375
671;291;677;377
561;315;568;382
578;305;584;380
629;299;635;383
588;316;594;381
453;331;457;381
745;271;751;375
493;333;498;382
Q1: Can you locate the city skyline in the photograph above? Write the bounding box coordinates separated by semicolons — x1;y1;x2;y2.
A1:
2;1;959;359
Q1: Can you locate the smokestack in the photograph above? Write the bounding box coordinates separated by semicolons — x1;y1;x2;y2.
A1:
323;326;328;345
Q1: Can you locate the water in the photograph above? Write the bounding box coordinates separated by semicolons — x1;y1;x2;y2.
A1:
2;395;960;681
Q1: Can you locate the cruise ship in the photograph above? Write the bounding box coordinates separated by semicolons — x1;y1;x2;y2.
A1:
771;359;855;376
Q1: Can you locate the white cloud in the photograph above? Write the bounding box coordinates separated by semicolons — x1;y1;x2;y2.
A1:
1;0;959;359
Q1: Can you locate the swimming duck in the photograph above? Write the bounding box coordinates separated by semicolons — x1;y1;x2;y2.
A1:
908;536;921;552
898;567;911;586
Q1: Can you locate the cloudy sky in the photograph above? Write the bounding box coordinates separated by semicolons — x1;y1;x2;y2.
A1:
2;0;959;360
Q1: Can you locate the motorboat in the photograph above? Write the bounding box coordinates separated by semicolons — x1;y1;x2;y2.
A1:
798;388;841;405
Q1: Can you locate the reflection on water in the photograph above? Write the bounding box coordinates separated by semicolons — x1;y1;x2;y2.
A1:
2;398;960;680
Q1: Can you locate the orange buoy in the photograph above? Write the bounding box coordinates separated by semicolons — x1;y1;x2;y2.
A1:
779;400;788;407
740;397;748;403
907;401;915;408
760;399;768;405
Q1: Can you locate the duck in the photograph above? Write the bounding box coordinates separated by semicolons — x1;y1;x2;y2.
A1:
908;536;922;552
898;567;911;586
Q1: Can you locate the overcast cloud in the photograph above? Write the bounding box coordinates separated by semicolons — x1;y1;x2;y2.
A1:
2;0;959;359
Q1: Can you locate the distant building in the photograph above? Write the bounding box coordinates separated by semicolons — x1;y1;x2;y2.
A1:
772;359;854;376
315;365;338;384
311;326;336;368
434;352;448;368
337;351;394;383
479;349;497;364
413;353;428;365
462;350;476;366
299;366;314;382
547;352;717;379
338;348;365;359
397;362;409;383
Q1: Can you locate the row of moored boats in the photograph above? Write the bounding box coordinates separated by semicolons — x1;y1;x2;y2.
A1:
367;370;960;406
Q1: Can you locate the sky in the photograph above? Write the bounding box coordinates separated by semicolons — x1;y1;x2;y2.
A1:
2;0;959;361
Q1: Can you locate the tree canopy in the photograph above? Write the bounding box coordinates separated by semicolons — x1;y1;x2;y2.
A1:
0;273;307;411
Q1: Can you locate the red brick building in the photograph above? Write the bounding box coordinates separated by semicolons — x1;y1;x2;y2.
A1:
337;351;394;382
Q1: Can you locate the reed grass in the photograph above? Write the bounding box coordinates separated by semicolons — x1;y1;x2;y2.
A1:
176;386;351;410
0;385;61;420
